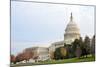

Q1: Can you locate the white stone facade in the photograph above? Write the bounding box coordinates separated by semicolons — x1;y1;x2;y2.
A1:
37;47;50;61
49;41;64;52
24;47;50;62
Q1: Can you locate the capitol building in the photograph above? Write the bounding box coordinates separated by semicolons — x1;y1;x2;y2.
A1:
24;13;80;62
49;13;80;52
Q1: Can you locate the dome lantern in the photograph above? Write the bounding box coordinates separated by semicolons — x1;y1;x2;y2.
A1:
70;12;73;21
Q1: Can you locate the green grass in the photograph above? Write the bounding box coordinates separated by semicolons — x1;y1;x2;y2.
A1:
11;55;95;67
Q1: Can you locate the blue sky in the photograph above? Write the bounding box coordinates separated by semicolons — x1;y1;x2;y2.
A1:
11;1;95;55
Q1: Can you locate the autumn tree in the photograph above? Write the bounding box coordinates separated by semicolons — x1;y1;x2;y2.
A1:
10;55;16;64
23;51;34;62
15;53;24;62
60;47;67;59
49;51;54;59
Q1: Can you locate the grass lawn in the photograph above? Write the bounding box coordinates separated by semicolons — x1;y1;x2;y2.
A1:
11;55;95;67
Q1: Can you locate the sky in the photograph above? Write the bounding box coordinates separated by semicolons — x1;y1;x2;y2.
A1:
11;1;95;55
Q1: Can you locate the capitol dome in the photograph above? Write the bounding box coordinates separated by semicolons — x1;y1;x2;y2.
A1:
64;13;80;44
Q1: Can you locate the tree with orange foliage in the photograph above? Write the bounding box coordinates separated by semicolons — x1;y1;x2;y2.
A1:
49;51;54;59
15;51;34;63
60;47;67;59
10;54;16;64
23;51;34;62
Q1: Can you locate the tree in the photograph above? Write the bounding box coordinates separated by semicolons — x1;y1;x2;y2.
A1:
10;55;16;64
75;47;82;58
79;37;83;48
49;51;54;59
79;36;90;58
72;39;80;50
23;51;34;62
64;44;72;58
72;39;80;57
60;47;67;59
72;38;85;58
91;35;95;56
15;51;33;63
15;53;24;62
54;47;61;60
78;37;86;58
84;36;91;55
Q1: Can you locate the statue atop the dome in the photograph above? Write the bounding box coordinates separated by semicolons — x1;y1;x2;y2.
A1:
70;12;73;21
